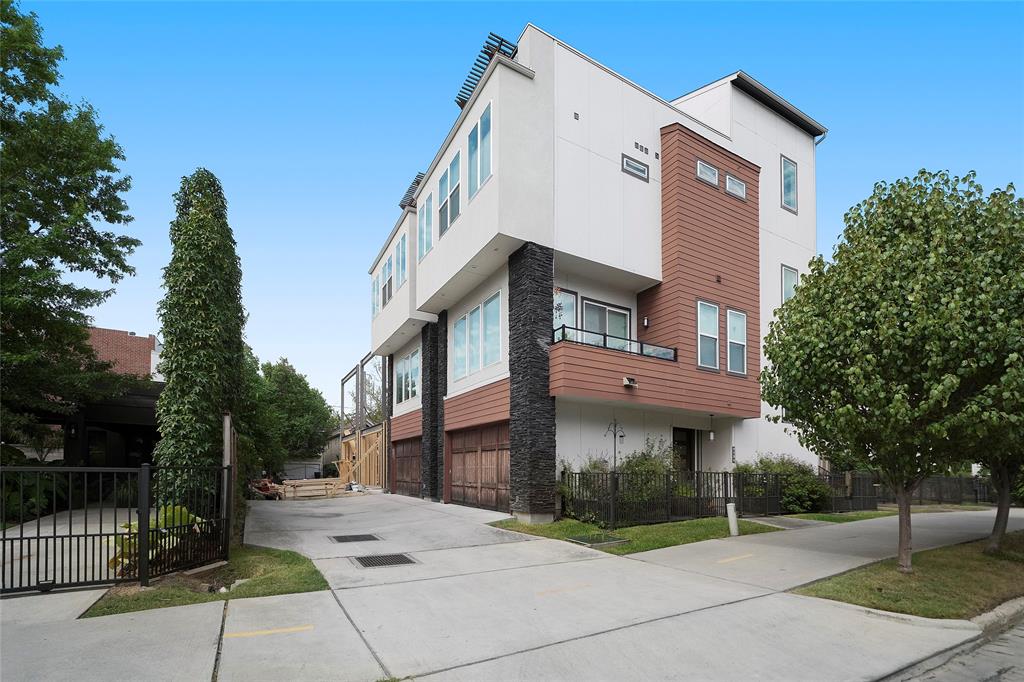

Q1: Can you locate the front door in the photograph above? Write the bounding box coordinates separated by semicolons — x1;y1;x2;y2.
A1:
673;428;697;472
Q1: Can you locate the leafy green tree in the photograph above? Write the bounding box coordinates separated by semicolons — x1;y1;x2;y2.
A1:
1;0;139;441
261;358;336;460
235;346;285;476
154;169;245;467
762;171;1023;573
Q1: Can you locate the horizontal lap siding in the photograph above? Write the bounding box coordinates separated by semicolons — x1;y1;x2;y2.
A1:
444;378;511;432
622;122;760;417
390;409;422;441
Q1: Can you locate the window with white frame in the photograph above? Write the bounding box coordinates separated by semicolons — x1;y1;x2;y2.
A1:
697;160;719;186
418;194;433;260
553;288;577;329
380;256;393;307
582;299;630;351
439;153;461;236
726;174;746;199
371;273;380;317
697;301;719;369
395;234;407;289
395;348;420;404
468;104;492;197
781;156;798;212
453;291;501;380
782;265;798;303
727;310;746;374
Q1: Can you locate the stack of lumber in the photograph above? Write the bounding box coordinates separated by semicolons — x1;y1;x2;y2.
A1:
280;478;345;499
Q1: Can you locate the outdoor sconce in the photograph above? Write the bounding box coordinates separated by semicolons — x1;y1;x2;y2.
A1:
708;414;715;442
642;316;649;328
623;376;638;388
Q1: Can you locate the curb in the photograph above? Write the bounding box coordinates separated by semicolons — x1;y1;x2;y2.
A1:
971;595;1024;635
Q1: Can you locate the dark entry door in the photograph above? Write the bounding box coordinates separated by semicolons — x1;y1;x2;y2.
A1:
392;438;422;497
448;423;510;512
673;428;697;472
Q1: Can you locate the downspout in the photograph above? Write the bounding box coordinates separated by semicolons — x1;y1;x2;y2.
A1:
814;131;828;146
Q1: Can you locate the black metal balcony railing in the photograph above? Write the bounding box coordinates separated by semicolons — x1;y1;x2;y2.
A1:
552;325;677;362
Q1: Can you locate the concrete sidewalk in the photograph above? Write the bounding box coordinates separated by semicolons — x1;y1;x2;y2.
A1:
2;496;1018;682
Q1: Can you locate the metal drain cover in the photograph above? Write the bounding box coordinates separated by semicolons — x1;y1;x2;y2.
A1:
329;534;379;543
354;553;415;568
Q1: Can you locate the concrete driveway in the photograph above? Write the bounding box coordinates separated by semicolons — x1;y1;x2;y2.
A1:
3;495;1019;682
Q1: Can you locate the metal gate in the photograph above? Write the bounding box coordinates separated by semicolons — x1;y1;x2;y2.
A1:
448;423;510;512
392;438;422;498
1;464;232;594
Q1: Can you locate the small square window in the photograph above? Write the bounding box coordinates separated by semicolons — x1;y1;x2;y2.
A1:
696;160;719;186
725;175;746;200
621;154;649;182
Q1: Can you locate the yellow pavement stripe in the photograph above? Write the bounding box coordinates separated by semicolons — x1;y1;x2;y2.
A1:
536;583;592;597
223;624;314;638
716;553;755;564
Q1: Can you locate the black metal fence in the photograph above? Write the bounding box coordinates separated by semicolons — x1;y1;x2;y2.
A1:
562;470;790;528
820;473;878;512
876;475;995;506
1;464;232;594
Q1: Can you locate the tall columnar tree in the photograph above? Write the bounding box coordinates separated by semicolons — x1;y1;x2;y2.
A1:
261;358;336;461
762;170;1023;573
154;169;245;467
1;0;139;441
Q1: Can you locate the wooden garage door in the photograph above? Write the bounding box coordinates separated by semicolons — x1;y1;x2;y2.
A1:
392;438;421;498
448;422;510;512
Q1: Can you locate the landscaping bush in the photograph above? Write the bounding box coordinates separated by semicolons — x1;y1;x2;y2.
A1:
734;454;830;514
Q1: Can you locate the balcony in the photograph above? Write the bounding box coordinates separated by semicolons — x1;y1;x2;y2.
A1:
552;325;676;362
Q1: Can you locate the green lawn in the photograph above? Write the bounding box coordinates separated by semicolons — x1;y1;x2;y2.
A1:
83;545;327;618
795;530;1024;619
491;516;778;555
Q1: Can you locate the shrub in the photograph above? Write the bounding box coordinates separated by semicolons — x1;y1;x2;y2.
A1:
735;453;830;514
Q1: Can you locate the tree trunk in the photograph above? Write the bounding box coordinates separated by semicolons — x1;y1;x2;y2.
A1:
986;463;1013;555
895;486;913;573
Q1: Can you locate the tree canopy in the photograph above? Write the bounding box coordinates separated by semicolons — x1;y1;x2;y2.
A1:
154;169;245;467
0;0;139;441
762;170;1023;571
261;358;336;461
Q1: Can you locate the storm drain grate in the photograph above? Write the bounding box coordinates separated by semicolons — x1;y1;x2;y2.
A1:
329;534;379;543
353;553;415;568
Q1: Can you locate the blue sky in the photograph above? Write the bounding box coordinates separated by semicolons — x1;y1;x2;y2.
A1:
30;1;1023;405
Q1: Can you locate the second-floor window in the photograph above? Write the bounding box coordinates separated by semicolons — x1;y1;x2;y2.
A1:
371;274;380;317
453;291;500;380
395;234;407;289
582;299;630;351
380;256;393;307
727;310;747;375
395;349;420;403
553;288;577;329
697;159;719;186
439;153;461;236
726;174;746;200
781;156;798;212
418;194;433;260
468;103;492;198
697;301;719;369
782;265;798;303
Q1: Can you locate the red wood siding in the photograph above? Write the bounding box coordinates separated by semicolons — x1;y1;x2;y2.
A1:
558;122;760;418
390;409;422;441
443;378;511;432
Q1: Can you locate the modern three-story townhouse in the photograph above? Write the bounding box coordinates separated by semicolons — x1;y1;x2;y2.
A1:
369;25;827;523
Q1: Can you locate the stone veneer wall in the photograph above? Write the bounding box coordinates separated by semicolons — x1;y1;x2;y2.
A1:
508;242;556;519
382;354;393;491
419;321;440;499
434;310;447;499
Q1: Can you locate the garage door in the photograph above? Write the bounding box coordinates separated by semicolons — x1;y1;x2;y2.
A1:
392;438;422;498
448;422;510;512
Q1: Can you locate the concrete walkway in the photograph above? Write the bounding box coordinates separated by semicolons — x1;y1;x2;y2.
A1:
2;496;1020;682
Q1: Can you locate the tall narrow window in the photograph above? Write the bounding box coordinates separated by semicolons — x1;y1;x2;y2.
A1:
781;156;798;212
395;234;407;288
727;310;747;375
439;153;461;236
395;349;420;404
371;274;379;316
782;265;798;303
395;355;406;403
482;292;500;366
467;306;481;374
418;194;433;260
453;316;467;379
553;288;577;340
381;256;393;306
409;349;419;399
697;301;719;369
468;104;492;197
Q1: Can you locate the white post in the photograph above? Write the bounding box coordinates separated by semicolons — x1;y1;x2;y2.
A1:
726;502;739;537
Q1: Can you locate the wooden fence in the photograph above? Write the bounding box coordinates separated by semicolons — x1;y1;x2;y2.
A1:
329;427;385;488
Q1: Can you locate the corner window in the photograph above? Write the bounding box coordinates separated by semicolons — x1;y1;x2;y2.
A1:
781;156;798;212
468;104;492;197
371;274;380;317
453;291;501;380
553;288;577;331
725;175;746;200
727;310;746;375
381;256;393;307
697;301;719;369
696;160;719;186
418;194;433;260
621;154;649;182
439;153;461;236
395;349;420;404
782;265;798;303
395;234;407;289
